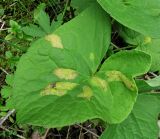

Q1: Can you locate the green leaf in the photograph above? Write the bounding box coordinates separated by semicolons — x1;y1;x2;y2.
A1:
22;24;46;37
9;20;21;33
146;76;160;87
97;50;151;123
135;75;160;93
11;3;150;128
5;51;13;59
137;39;160;71
100;93;160;139
30;3;61;35
97;0;160;38
118;24;143;46
11;3;112;127
1;74;14;99
0;106;8;112
34;3;46;19
1;86;12;99
100;50;151;77
0;5;4;16
135;79;160;93
5;74;14;86
34;3;51;34
5;34;14;40
50;14;63;31
0;112;7;117
118;25;160;71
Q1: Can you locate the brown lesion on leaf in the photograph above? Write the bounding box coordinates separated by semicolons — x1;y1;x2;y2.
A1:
54;68;78;80
40;82;77;96
106;70;136;91
78;86;93;100
45;34;63;49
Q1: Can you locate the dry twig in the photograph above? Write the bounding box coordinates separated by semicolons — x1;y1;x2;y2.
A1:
76;124;99;138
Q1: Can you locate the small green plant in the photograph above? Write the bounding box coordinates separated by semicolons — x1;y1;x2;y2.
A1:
0;3;63;72
3;0;160;139
22;3;63;38
0;74;14;126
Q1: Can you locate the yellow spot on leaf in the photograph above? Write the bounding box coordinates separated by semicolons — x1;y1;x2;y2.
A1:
41;82;77;96
144;36;152;44
54;68;78;80
78;86;93;100
106;71;136;91
40;84;65;96
89;53;95;61
45;34;63;48
91;76;108;91
56;82;78;90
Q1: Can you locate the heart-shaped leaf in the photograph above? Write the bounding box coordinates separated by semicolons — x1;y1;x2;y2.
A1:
10;3;151;128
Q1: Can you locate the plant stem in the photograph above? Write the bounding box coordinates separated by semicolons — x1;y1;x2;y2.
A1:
76;124;99;138
113;45;136;52
41;128;50;139
62;0;69;20
111;42;119;49
0;67;9;75
0;109;15;127
66;126;70;139
0;126;26;139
